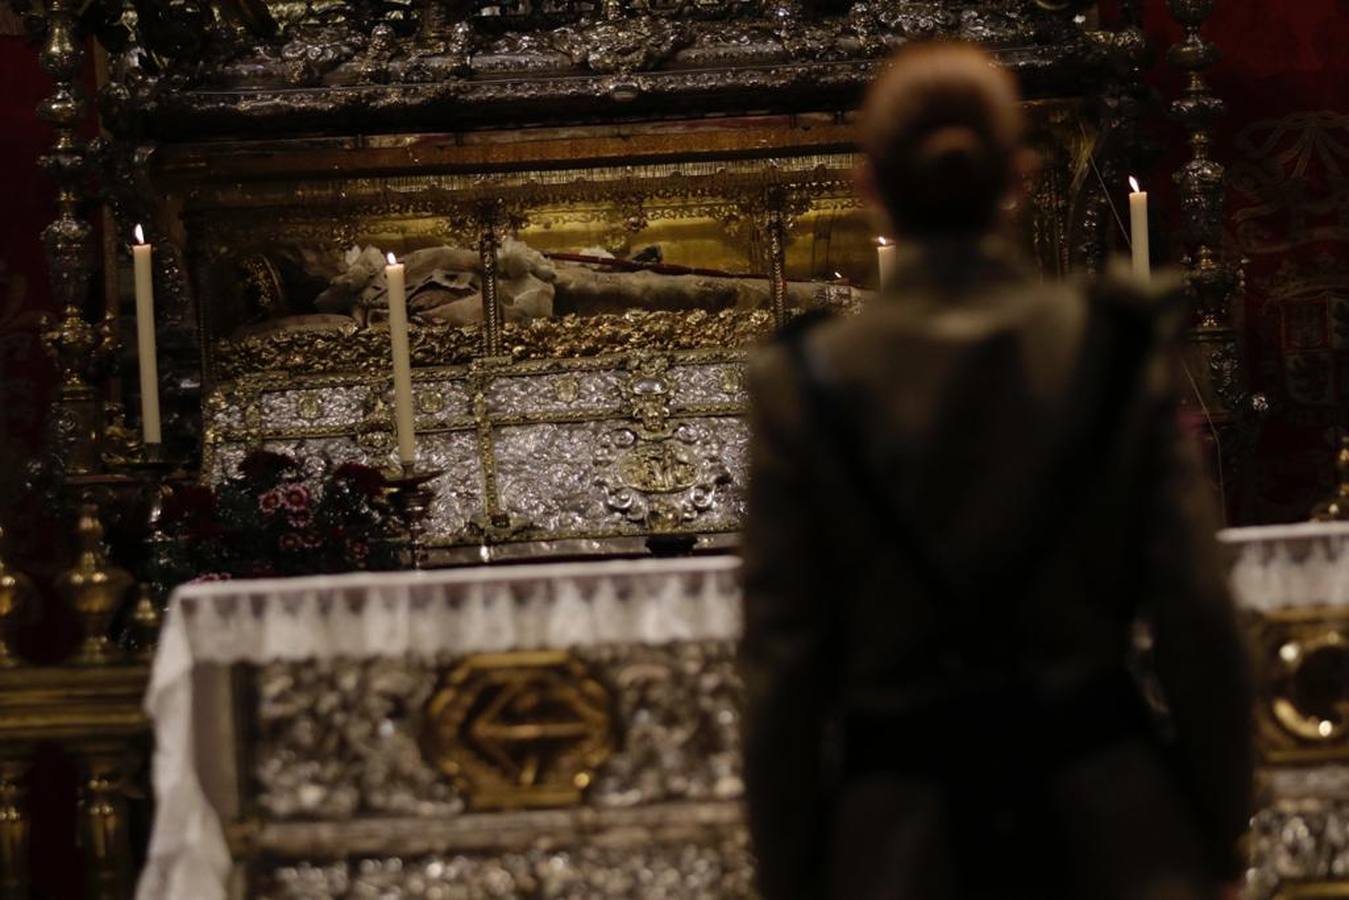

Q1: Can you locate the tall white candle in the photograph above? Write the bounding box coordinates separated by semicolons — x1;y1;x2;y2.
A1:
1129;176;1150;281
131;225;162;446
876;237;899;292
384;252;416;465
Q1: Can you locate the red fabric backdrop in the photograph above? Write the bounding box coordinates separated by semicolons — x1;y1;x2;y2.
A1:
1134;0;1349;521
0;31;57;505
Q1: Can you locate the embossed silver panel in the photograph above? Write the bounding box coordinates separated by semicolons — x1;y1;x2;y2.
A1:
250;644;742;821
262;839;756;900
203;351;748;553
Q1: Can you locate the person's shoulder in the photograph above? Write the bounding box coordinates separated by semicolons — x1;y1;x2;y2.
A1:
1082;263;1189;341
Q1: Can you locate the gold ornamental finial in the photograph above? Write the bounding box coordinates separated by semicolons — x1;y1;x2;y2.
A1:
0;526;34;668
1312;436;1349;522
54;502;133;665
40;307;116;398
126;584;163;664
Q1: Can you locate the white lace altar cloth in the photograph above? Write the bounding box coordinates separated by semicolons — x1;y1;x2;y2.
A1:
135;555;742;900
137;523;1349;900
1221;521;1349;612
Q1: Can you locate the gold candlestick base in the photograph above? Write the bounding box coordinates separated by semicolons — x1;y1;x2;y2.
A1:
383;464;443;570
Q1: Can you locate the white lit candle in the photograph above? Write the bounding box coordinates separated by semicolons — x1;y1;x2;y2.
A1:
131;225;162;446
384;252;416;465
876;237;898;292
1129;177;1150;281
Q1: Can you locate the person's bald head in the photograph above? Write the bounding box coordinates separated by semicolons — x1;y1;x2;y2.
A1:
859;42;1025;238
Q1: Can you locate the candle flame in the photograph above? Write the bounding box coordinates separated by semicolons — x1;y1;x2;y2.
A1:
134;224;145;244
386;251;398;265
877;236;891;247
1129;176;1141;193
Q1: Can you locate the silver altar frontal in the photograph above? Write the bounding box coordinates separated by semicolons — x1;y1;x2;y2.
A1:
138;524;1349;900
208;348;752;561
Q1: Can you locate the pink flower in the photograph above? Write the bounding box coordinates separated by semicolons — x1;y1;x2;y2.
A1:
278;533;302;552
281;484;311;512
259;489;284;514
287;509;314;530
302;531;323;549
346;538;369;561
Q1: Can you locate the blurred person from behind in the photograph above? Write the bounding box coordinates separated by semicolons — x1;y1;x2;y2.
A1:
739;41;1254;900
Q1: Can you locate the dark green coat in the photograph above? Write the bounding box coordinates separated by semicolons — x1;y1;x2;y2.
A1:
739;241;1254;900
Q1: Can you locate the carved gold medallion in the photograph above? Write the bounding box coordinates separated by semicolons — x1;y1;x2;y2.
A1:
415;389;447;415
295;393;324;421
422;651;614;810
554;374;580;403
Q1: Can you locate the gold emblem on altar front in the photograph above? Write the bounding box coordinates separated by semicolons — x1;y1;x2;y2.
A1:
422;651;614;810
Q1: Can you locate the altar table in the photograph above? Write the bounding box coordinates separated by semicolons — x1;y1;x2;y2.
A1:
137;524;1349;900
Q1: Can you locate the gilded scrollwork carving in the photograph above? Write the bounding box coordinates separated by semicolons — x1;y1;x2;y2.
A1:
213;309;774;379
593;420;734;533
90;0;1103;137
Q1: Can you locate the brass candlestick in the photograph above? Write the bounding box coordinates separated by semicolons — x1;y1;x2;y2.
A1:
1312;437;1349;522
55;502;134;666
125;585;162;665
109;444;184;659
384;464;443;569
0;528;34;669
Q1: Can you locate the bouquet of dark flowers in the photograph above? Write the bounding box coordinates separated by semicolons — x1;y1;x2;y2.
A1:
161;450;401;581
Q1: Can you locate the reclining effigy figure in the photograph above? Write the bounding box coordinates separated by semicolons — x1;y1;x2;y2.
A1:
231;236;864;338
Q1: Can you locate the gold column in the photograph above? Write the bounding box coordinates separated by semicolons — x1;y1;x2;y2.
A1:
478;207;504;359
36;0;115;476
766;207;789;329
0;634;147;898
0;528;33;669
0;752;30;900
1166;0;1260;516
73;743;134;900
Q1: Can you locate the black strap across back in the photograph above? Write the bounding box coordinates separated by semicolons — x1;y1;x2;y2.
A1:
781;291;1155;718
